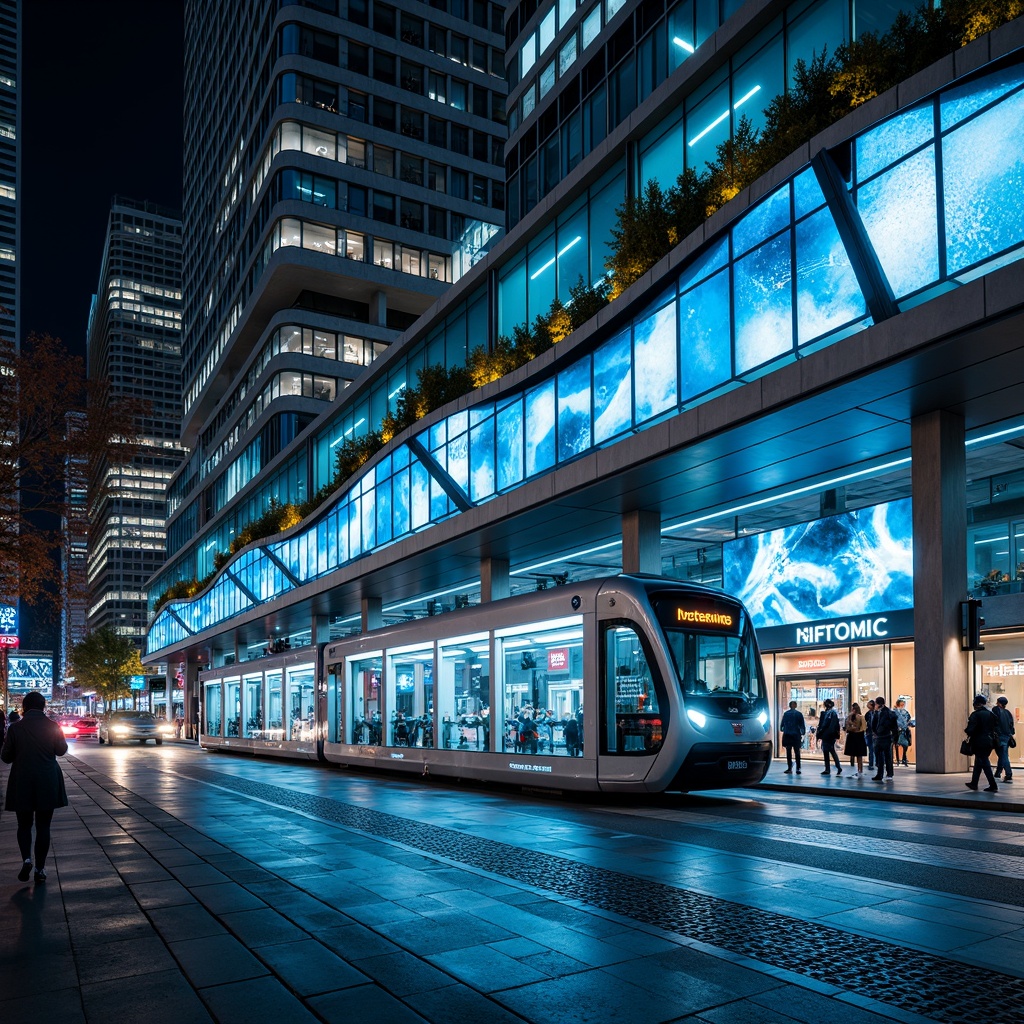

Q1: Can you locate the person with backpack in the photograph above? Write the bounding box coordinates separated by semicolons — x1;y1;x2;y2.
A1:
818;698;842;776
779;701;806;774
993;695;1015;783
871;696;898;781
964;694;998;792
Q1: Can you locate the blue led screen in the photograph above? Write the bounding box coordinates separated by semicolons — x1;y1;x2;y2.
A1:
722;498;914;630
147;60;1024;656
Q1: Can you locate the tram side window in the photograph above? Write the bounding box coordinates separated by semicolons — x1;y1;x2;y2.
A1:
497;619;584;756
204;682;223;736
603;624;664;755
385;645;435;747
438;633;490;751
225;677;241;737
349;654;382;744
243;673;263;738
288;665;316;741
267;671;284;739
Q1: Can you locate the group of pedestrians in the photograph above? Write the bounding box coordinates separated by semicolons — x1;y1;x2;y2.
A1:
779;696;912;781
963;693;1015;792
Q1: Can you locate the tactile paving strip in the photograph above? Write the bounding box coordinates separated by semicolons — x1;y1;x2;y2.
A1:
104;761;1024;1023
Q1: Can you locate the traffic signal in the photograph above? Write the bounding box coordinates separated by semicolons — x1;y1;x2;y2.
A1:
961;599;985;651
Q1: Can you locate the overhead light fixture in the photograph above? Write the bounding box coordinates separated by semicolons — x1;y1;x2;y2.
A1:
688;86;761;148
530;235;583;280
672;37;695;54
733;84;761;109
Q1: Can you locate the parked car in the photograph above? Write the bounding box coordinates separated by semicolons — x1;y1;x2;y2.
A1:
98;711;174;746
74;717;99;739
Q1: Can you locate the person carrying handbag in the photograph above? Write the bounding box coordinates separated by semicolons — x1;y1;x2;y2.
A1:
964;694;998;793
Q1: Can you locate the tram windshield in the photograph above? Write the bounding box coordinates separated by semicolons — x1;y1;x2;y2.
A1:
652;594;766;708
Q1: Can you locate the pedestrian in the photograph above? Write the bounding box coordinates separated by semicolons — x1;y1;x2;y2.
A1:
844;703;867;776
871;696;897;781
865;699;877;772
894;699;912;767
993;696;1015;783
780;700;805;774
0;691;69;883
818;698;842;775
563;714;580;757
964;694;998;792
8;709;19;725
0;708;6;745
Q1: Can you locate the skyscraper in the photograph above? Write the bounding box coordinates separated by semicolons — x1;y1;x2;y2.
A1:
153;0;508;609
0;0;18;350
60;410;89;693
86;198;186;651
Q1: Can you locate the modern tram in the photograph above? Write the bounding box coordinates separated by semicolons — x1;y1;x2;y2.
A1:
198;575;773;792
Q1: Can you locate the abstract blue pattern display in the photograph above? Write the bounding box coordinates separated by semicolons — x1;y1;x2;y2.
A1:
148;60;1024;656
722;498;914;630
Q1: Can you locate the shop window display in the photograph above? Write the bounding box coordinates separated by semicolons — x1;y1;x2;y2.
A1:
438;634;490;751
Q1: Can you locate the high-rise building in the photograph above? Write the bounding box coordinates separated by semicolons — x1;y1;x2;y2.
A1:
152;0;508;605
60;410;89;691
0;0;18;350
86;198;186;649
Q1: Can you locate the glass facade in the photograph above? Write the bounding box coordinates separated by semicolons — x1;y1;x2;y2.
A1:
150;57;1024;656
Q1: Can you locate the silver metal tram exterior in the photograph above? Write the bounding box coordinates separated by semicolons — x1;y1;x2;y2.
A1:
199;575;772;792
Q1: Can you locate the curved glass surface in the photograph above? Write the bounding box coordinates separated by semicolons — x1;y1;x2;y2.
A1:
148;60;1024;656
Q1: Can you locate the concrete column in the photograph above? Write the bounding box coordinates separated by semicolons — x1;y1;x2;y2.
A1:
480;557;510;602
311;613;330;647
911;410;969;773
622;509;662;576
371;290;387;327
164;663;175;722
361;596;382;633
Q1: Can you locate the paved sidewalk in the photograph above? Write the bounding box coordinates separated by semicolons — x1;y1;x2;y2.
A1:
759;757;1024;810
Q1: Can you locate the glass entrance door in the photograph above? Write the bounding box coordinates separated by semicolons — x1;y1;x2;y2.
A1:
778;676;850;752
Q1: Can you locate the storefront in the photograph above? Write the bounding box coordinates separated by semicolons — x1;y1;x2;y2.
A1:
973;634;1024;772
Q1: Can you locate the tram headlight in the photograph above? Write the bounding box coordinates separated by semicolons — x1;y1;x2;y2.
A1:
686;708;706;730
757;710;768;729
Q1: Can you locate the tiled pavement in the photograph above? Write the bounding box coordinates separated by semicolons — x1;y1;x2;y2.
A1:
0;745;1022;1024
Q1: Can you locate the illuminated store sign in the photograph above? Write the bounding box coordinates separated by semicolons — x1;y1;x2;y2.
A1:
757;609;915;651
547;648;569;671
0;604;16;634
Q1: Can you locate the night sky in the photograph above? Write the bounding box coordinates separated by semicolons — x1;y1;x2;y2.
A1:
19;0;184;650
22;0;184;361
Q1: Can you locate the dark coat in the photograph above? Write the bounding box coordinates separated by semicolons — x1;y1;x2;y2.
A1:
965;706;997;756
779;708;805;739
1;710;69;812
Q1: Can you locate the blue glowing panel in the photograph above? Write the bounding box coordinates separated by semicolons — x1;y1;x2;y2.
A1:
393;468;410;536
449;410;468;437
857;146;938;299
677;236;728;293
348;498;362;557
733;231;793;374
525;379;555;477
940;64;1024;131
943;88;1024;276
428;420;446;453
723;497;914;629
470;420;496;500
326;512;338;569
856;103;933;182
410;460;430;528
446;429;469;492
496;399;524;490
679;268;731;400
362;484;377;550
792;168;826;220
633;302;677;423
593;329;632;444
795;206;867;344
557;358;592;461
732;185;790;257
375;477;392;544
335;506;349;565
430;475;448;519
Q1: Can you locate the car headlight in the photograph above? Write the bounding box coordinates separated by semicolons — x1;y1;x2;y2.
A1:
158;724;174;734
113;725;130;735
686;708;707;729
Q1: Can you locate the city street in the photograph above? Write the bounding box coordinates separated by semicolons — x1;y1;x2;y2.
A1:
1;744;1023;1023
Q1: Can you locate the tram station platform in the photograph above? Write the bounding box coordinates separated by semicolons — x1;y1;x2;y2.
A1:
760;758;1024;811
2;745;1022;1024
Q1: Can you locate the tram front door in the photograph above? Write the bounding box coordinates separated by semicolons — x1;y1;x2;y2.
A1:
778;676;850;751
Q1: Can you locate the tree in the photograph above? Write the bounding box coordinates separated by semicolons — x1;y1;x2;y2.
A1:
71;627;143;706
0;332;147;617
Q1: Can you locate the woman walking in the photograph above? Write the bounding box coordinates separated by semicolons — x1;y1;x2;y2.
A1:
1;691;69;883
844;703;868;776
